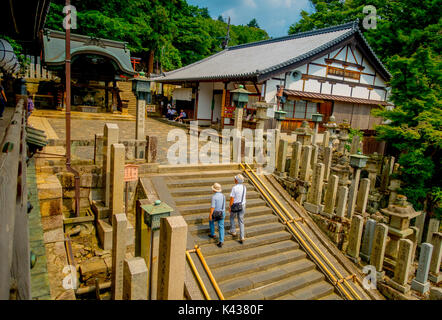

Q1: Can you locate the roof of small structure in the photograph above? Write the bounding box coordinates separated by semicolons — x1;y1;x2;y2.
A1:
42;29;136;76
154;21;391;84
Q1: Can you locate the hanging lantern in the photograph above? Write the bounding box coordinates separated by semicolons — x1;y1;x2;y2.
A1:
0;39;19;73
231;85;252;109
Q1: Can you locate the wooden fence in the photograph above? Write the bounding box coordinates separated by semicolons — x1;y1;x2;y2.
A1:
0;99;31;299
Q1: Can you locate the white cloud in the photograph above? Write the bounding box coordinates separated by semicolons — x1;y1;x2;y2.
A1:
243;0;257;9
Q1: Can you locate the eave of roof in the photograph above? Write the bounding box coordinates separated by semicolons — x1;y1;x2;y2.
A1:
284;89;392;106
155;20;391;84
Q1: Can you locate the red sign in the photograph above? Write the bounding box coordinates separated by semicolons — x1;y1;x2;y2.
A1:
124;165;139;182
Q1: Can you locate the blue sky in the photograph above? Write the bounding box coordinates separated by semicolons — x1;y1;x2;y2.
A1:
187;0;313;37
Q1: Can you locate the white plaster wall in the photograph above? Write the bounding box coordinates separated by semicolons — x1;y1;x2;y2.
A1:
333;83;351;96
197;82;213;120
264;79;280;104
321;82;332;94
304;79;321;92
352;86;369;99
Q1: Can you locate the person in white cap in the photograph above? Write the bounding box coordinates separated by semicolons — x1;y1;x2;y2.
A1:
209;183;225;248
229;174;247;244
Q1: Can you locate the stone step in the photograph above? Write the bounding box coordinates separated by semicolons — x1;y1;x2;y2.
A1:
178;198;265;215
168;170;242;180
206;240;298;269
171;184;239;197
188;214;279;236
318;293;342;300
276;281;335;300
167;177;251;189
183;206;273;225
231;270;325;300
194;221;286;246
212;249;306;283
159;163;240;174
199;231;293;257
222;259;316;299
174;191;261;206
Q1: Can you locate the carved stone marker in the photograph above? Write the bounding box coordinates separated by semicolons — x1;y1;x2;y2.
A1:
370;223;389;274
426;218;440;244
289;141;302;179
111;213;127;300
157;216;188;300
103;123;119;207
123;257;148;300
347;215;364;263
323;131;330;148
355;178;370;215
411;243;433;294
110;144;125;216
323;146;332;181
335;186;348;218
323;174;338;216
299;145;312;182
360;219;376;262
276;139;288;177
390;239;413;293
429;232;442;283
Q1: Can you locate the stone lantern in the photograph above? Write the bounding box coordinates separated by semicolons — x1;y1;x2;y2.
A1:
381;195;421;264
142;199;173;299
131;72;151;159
230;85;252;132
311;113;323;145
347;153;369;218
295;120;313;146
324;114;338;148
274;110;287;131
337;119;351;154
253;102;272;130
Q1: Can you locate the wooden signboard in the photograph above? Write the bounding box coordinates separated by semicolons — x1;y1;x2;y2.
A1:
124;164;139;182
327;66;361;80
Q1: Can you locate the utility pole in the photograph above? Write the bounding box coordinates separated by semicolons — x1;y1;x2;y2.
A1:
222;17;231;49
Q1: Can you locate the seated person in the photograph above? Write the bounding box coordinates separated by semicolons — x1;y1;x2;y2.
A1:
174;109;187;122
167;108;177;120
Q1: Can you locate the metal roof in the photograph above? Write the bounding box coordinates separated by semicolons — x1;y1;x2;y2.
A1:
42;29;136;76
284;89;391;106
154;20;391;84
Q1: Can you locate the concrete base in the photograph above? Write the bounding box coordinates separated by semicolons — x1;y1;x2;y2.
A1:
346;254;361;264
386;278;411;294
91;201;111;220
275;171;287;178
360;252;371;262
411;278;430;294
428;272;442;284
304;202;324;214
97;218;134;250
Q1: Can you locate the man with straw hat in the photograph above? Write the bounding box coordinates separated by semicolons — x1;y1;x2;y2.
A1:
209;183;226;248
229;174;247;244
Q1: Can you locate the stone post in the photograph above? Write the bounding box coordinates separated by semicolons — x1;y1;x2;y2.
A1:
370;223;389;275
94;133;104;166
429;232;442;283
350;135;360;154
355;178;370;215
410;226;419;262
157;216;188;300
360;219;376;262
289;141;302;180
110;144;125;216
234;107;244;133
145;136;158;163
346;215;364;263
276;139;288;177
135;200;150;265
389;239;413;293
347;167;361;219
323;146;332;181
335;186;348;219
411;243;433;294
123;257;148;300
426;218;440;244
323;174;338;216
310;145;318;169
299;145;312;182
111;213;128;300
103;123;119;208
323;131;330;148
274;129;281;166
135;96;146;159
414;212;426;245
305;163;324;214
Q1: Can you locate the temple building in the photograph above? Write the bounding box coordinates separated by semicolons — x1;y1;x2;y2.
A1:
153;21;392;133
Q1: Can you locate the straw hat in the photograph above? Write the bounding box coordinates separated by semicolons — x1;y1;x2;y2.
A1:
212;183;222;193
235;174;244;184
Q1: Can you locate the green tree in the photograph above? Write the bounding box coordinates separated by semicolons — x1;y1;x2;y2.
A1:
247;18;260;29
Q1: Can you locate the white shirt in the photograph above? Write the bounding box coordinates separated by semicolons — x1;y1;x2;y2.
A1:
230;184;246;205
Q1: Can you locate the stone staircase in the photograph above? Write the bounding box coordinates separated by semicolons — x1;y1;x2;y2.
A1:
156;165;343;300
117;81;137;116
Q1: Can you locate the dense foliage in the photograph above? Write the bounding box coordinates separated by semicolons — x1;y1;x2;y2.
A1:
289;0;441;217
45;0;269;72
